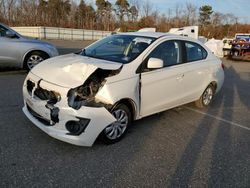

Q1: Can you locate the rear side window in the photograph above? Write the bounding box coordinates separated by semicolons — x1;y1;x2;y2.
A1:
185;42;207;62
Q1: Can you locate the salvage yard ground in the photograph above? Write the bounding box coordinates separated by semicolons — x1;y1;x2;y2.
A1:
0;40;249;187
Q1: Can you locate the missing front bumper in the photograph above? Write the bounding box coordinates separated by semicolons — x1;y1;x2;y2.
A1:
23;72;117;146
22;103;116;147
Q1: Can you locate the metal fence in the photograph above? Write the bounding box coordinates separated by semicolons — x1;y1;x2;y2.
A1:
11;26;112;40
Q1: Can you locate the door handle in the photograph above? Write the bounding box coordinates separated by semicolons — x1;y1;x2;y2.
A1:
176;74;184;80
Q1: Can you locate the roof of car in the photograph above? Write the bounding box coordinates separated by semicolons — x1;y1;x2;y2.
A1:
118;32;178;38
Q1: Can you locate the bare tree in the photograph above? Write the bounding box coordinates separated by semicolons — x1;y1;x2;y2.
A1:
0;0;6;22
129;0;140;18
142;0;153;17
0;0;249;39
185;2;197;25
211;12;223;26
1;0;17;25
173;3;183;27
96;0;113;30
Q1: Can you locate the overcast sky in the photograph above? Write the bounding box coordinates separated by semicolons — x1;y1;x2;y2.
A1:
84;0;250;23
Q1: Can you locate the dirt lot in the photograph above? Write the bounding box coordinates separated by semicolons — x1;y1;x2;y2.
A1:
0;40;249;187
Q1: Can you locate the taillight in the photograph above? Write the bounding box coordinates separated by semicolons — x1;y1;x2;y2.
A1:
221;63;225;70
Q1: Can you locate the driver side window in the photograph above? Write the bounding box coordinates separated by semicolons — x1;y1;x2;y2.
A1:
141;40;181;72
149;40;181;67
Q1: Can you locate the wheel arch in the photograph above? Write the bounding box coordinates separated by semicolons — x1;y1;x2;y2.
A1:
209;81;217;92
22;49;50;68
112;98;137;121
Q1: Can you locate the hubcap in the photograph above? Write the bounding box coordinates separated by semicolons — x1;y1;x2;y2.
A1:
27;55;44;69
104;109;128;140
203;87;213;105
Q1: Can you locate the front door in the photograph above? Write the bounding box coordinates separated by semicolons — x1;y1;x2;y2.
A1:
140;40;186;117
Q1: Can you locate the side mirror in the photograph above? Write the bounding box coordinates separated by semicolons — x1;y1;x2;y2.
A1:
5;31;16;38
147;58;164;69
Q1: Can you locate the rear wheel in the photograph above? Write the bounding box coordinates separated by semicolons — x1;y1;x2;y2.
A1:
24;51;49;70
195;84;215;108
101;104;132;144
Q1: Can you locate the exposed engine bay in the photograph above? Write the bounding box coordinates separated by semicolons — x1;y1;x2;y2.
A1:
24;66;122;127
67;68;121;109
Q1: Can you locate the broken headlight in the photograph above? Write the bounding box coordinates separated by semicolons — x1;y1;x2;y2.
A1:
67;68;122;110
67;76;104;109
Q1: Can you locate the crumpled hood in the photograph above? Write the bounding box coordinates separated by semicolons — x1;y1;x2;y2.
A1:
31;53;122;88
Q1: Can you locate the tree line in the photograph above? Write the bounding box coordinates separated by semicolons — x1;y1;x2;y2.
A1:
0;0;250;39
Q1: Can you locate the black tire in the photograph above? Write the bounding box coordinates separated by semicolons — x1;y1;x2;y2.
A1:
101;104;132;145
24;51;49;70
195;84;215;108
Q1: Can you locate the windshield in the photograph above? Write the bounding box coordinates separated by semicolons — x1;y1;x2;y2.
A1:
81;35;156;64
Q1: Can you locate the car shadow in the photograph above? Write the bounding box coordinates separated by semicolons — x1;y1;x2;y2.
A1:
208;65;250;187
168;64;250;187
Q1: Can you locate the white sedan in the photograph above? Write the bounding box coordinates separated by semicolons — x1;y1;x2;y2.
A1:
22;32;224;146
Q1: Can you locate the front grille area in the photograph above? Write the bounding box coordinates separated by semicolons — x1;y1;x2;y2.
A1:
27;80;35;95
26;79;61;103
34;87;60;102
26;103;51;126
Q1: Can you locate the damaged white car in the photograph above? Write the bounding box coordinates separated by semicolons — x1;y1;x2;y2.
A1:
22;32;224;146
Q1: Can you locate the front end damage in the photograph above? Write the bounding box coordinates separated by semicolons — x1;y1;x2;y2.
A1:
22;63;122;146
67;68;121;109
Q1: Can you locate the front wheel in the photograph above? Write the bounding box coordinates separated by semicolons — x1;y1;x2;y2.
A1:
24;51;49;70
195;84;215;108
101;104;132;144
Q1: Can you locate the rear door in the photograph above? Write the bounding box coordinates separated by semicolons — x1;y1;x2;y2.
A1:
179;41;209;102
